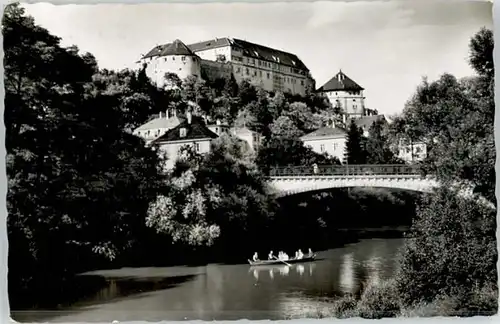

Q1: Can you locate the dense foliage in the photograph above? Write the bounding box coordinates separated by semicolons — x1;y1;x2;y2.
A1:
4;4;166;307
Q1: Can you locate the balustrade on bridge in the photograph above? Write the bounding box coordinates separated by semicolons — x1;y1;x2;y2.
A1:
269;164;423;177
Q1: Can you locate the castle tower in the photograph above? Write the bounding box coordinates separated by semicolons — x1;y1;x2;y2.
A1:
140;39;202;88
317;70;366;119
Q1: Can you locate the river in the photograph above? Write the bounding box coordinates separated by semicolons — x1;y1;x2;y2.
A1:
12;238;404;322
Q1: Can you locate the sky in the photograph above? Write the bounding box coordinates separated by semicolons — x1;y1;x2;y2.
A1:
23;0;493;115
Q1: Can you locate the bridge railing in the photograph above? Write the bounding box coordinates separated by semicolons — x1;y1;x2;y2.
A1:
269;164;424;177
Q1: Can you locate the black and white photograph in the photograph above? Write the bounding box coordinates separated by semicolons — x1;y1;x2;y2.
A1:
3;0;497;322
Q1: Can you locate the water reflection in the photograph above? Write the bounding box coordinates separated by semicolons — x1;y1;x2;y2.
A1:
296;265;304;276
13;238;405;323
250;263;315;281
339;253;355;294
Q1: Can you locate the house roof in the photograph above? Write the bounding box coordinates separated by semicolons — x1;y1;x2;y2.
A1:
301;127;347;140
351;115;387;129
152;115;218;143
140;37;309;71
317;70;364;92
160;39;196;56
134;115;184;132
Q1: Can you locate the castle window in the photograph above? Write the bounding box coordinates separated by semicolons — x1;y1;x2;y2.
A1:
236;67;241;73
181;56;186;61
301;80;304;86
179;128;187;138
254;70;257;77
172;57;175;61
267;73;270;79
164;58;167;62
353;99;356;102
259;71;262;77
246;68;249;75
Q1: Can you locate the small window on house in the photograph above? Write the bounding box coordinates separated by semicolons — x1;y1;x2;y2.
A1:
320;144;325;152
172;57;175;61
333;143;338;151
179;128;187;138
181;56;186;61
194;142;200;152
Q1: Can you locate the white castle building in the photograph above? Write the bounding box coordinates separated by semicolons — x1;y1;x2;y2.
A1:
137;38;315;96
317;70;377;119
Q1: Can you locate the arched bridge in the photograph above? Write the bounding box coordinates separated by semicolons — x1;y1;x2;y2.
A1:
267;164;439;197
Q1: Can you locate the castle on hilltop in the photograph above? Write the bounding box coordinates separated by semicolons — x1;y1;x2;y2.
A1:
137;37;377;120
137;37;316;96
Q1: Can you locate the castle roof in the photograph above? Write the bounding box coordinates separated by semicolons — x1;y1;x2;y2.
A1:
301;126;347;140
317;70;364;92
141;37;309;71
160;39;196;56
143;44;170;59
152;115;218;143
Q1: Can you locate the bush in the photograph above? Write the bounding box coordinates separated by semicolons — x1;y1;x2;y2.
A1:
356;279;401;319
395;187;498;311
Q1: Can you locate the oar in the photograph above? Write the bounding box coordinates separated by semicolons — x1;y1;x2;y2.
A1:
273;256;292;267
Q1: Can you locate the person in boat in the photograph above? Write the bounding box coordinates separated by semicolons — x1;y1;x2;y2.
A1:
297;249;304;259
308;248;313;256
268;251;275;260
252;252;259;262
295;251;299;259
283;252;289;261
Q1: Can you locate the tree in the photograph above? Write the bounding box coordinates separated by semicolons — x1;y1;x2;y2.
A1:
4;4;164;307
146;135;276;250
245;88;273;137
396;28;495;202
468;27;494;79
269;116;304;139
344;119;367;164
365;119;401;164
282;102;317;132
181;75;214;115
395;188;497;314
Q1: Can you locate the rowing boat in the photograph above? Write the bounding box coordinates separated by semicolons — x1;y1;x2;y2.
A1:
248;254;317;266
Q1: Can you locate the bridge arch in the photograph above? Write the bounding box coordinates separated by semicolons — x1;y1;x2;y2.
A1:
266;164;439;198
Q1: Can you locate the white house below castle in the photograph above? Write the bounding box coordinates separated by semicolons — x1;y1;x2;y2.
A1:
137;37;315;96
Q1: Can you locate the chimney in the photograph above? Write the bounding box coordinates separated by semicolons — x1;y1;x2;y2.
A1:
166;110;169;119
187;111;192;124
159;111;163;119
